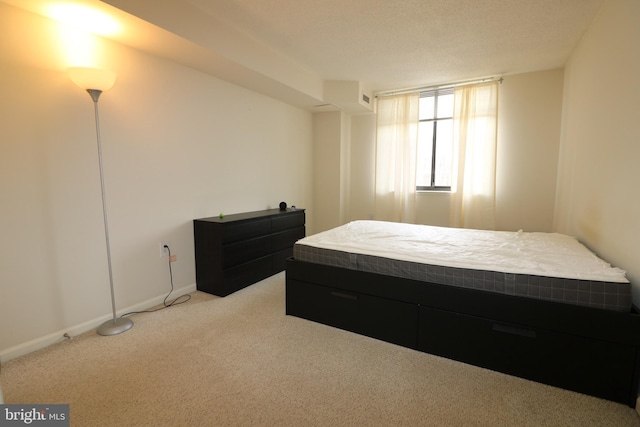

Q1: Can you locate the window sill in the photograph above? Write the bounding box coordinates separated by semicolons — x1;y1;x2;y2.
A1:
417;189;452;194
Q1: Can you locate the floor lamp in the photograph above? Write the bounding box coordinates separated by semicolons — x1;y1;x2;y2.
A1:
67;67;134;336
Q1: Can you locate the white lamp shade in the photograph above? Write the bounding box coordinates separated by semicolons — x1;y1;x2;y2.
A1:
67;67;117;91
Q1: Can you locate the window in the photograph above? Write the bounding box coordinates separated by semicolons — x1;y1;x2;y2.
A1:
416;88;454;191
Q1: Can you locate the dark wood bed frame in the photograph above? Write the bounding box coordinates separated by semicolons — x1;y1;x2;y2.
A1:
285;258;640;407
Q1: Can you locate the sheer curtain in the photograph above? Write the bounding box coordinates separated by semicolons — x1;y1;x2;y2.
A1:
374;93;419;223
449;81;499;230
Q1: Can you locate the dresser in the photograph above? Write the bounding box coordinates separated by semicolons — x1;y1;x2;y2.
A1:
194;208;305;296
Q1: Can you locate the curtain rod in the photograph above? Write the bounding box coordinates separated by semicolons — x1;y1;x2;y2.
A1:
375;76;503;98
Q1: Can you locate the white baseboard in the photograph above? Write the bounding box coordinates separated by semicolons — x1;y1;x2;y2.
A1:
0;283;196;363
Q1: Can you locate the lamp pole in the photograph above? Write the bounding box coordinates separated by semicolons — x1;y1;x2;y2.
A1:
89;89;133;336
68;67;133;336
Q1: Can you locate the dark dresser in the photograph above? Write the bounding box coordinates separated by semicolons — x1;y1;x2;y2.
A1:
194;208;305;296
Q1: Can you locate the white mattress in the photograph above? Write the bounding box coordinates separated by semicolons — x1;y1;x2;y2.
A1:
295;220;628;284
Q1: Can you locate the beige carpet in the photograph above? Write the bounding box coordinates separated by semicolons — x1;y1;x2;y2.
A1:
1;272;639;426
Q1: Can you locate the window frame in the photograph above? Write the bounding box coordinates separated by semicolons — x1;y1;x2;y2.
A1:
416;88;453;192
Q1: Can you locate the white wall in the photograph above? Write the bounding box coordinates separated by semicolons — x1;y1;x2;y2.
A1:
495;69;564;232
0;4;313;359
349;114;376;221
554;0;640;304
312;111;347;233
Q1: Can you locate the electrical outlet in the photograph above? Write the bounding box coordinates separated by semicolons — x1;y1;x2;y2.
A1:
160;242;171;257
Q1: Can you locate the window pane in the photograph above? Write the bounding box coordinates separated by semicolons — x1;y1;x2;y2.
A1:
416;121;433;187
419;96;435;120
437;93;454;118
434;119;452;186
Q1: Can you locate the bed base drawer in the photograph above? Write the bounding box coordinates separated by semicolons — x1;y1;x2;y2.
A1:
418;306;638;405
286;279;418;348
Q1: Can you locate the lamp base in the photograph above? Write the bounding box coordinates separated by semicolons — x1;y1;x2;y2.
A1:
97;317;134;336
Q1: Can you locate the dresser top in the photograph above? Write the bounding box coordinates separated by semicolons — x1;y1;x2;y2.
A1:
195;208;304;224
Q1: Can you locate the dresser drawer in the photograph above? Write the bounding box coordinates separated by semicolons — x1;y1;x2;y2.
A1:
272;226;305;252
273;248;293;272
221;257;273;296
272;211;305;232
222;218;271;244
286;280;418;348
222;235;271;268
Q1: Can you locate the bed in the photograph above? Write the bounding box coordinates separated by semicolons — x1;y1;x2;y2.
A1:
285;220;640;407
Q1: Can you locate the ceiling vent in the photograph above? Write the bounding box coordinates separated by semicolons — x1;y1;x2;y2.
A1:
324;80;374;114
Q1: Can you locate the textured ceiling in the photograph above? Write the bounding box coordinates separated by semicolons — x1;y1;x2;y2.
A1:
185;0;605;92
2;0;607;109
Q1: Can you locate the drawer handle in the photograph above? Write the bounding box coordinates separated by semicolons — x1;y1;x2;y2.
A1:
492;323;536;338
330;291;358;301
